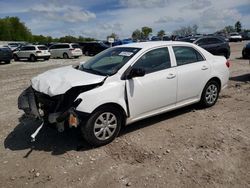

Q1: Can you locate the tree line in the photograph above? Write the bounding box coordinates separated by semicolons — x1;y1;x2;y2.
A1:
0;17;95;43
0;16;249;43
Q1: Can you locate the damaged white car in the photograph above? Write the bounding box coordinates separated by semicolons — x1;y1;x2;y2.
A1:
18;41;230;146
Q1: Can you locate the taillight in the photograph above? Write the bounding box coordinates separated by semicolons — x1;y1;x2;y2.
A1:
36;51;42;53
69;48;74;51
226;60;230;68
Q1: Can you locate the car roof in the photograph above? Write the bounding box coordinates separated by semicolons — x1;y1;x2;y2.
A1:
115;41;195;50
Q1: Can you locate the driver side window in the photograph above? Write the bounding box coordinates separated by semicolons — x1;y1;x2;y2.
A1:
133;47;171;74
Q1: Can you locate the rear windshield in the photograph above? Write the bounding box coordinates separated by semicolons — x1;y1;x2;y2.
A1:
72;44;80;48
38;46;48;50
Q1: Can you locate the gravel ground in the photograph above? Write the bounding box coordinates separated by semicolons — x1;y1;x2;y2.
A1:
0;42;249;188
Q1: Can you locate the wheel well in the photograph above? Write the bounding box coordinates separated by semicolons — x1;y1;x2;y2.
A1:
93;103;127;127
207;77;221;92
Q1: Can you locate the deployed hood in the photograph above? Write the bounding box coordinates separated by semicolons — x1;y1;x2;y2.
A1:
31;66;105;96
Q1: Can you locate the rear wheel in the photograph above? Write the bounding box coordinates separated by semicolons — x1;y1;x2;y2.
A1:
30;55;36;62
200;80;220;108
81;106;123;147
44;57;50;60
85;51;89;56
63;53;69;59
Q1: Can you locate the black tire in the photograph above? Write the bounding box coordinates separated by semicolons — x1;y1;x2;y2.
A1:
85;51;89;56
44;57;50;61
81;106;123;147
63;53;69;59
30;55;36;62
13;54;19;61
200;80;220;108
224;51;230;59
242;50;248;59
4;60;10;64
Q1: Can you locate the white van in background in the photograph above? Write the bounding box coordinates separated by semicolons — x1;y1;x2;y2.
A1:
49;43;83;59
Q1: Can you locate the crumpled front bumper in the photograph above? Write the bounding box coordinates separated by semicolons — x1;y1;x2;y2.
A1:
18;86;40;118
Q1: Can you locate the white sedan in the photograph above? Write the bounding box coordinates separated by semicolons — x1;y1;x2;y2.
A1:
18;41;230;146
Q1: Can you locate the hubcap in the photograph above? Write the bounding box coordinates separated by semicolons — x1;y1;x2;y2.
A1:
93;112;117;141
205;84;218;104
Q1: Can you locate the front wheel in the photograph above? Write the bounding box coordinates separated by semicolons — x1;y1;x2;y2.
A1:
81;106;123;147
200;81;220;108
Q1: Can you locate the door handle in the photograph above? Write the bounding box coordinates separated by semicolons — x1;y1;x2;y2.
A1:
201;65;208;70
167;73;176;79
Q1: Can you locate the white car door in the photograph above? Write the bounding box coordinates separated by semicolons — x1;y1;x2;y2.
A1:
17;46;26;58
49;45;57;58
172;46;211;104
126;47;177;120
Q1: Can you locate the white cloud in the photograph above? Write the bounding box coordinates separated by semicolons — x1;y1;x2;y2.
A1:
1;0;250;39
155;16;184;23
120;0;171;8
30;3;96;23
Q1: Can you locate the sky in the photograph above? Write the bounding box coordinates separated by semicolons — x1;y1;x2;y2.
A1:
0;0;250;39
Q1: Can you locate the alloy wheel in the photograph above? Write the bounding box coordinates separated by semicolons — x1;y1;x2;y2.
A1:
93;112;117;141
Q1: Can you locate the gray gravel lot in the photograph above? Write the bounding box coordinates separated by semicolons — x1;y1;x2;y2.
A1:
0;42;249;188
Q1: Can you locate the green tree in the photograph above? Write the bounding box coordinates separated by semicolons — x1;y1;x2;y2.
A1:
132;29;142;41
235;21;242;32
157;30;165;40
141;26;153;40
192;24;198;35
173;25;197;36
107;33;119;40
0;16;32;41
224;25;235;34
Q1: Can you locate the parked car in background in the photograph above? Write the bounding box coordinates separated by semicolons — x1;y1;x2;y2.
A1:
8;42;28;52
151;35;171;41
8;42;21;51
49;43;82;59
13;45;50;62
18;41;229;146
78;41;109;56
0;46;12;64
242;43;250;59
177;36;200;43
194;36;231;59
229;32;242;42
240;31;250;40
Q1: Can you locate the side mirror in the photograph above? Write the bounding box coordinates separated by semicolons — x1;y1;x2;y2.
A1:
127;67;145;79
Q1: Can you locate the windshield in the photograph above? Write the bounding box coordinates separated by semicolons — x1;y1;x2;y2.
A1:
79;47;141;76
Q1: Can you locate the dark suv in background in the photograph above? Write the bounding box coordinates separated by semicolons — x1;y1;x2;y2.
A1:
0;46;12;64
78;41;109;56
194;36;231;59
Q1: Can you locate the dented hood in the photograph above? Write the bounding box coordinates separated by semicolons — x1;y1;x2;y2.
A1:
31;66;105;96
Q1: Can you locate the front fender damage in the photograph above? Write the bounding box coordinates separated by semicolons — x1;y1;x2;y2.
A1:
18;82;104;140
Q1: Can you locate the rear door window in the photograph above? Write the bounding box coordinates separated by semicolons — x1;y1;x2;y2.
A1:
173;46;204;66
208;38;222;44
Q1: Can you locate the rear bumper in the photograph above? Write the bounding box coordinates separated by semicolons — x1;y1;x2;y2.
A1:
36;55;50;59
70;51;83;57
